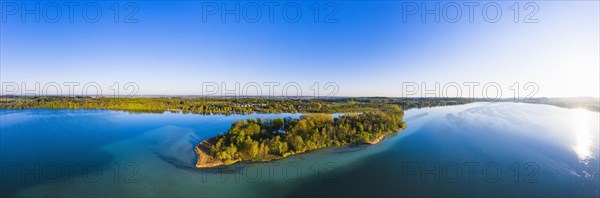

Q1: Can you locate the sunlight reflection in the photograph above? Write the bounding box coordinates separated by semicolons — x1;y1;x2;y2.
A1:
572;109;592;160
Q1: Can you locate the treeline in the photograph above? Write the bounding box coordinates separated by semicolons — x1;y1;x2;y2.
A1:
0;96;472;115
208;106;406;164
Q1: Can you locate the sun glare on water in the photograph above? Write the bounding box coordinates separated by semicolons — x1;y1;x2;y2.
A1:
571;109;593;161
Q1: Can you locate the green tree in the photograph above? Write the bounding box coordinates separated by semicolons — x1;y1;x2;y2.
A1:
289;136;305;152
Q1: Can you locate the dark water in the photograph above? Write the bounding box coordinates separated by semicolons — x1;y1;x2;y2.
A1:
1;102;598;197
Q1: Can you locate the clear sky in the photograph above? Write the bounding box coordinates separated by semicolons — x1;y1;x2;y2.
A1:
1;1;598;98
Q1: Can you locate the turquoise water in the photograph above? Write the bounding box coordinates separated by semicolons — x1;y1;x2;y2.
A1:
1;102;598;197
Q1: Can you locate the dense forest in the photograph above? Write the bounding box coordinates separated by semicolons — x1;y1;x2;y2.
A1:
0;96;472;114
206;105;406;165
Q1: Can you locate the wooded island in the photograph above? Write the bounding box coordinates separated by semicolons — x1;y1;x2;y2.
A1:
196;106;406;168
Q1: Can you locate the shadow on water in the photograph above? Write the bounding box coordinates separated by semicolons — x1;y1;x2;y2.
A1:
284;132;597;197
282;104;600;198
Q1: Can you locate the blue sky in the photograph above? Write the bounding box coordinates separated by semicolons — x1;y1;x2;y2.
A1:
1;1;598;97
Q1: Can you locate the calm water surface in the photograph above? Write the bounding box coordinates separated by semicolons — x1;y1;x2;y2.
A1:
1;102;598;197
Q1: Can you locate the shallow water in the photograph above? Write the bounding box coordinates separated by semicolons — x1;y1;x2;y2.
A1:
1;102;598;197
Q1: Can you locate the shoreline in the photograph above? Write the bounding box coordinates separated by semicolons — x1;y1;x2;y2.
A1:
195;138;235;168
194;130;400;169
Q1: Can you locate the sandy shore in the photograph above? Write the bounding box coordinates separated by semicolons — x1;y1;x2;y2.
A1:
195;139;228;168
364;134;387;145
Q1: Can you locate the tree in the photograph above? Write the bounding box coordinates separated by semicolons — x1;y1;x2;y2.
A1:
277;141;288;155
248;140;259;158
223;145;238;164
271;118;284;131
289;136;305;152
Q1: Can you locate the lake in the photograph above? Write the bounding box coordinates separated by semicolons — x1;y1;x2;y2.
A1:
1;102;598;197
